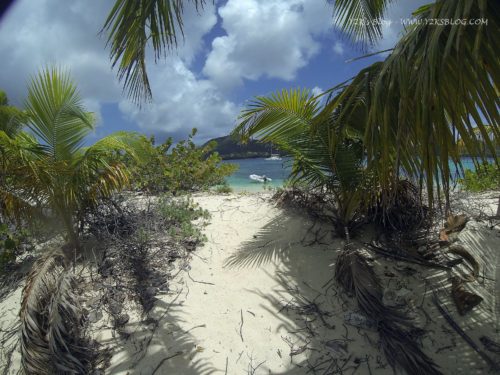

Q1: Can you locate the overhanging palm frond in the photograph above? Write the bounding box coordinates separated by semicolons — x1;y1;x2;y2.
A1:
366;0;499;205
102;0;207;103
324;0;499;208
332;0;394;45
25;67;94;161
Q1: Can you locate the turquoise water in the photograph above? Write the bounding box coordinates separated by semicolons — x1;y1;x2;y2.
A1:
222;158;292;192
221;157;493;192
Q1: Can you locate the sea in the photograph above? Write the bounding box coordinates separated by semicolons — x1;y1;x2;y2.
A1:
221;157;488;193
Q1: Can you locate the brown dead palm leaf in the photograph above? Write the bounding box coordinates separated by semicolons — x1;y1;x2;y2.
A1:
335;249;442;375
20;250;92;374
379;320;442;375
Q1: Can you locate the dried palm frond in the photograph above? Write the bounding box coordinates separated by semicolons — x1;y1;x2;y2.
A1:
335;249;442;375
47;272;90;373
20;250;93;374
379;321;442;375
20;250;64;374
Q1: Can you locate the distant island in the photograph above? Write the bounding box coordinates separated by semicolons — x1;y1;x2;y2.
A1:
204;135;281;160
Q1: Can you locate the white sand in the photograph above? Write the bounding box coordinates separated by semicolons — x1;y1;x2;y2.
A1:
104;192;345;374
1;191;499;374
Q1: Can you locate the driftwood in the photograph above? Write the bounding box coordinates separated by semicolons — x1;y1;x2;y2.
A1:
439;214;468;241
450;277;483;315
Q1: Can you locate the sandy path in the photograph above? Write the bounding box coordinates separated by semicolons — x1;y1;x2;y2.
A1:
114;193;338;375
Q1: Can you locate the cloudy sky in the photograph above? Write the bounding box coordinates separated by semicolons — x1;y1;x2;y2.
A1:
0;0;428;144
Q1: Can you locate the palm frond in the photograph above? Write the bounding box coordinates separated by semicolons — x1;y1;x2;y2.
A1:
332;0;394;45
234;88;320;143
102;0;207;103
20;250;93;374
25;67;94;161
20;250;64;374
335;249;442;375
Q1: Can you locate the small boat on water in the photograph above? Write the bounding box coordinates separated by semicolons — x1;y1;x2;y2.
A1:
249;174;272;183
265;153;282;161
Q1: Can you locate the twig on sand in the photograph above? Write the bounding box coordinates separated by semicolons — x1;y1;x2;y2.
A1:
187;272;215;286
151;351;183;374
225;357;228;375
183;324;206;334
239;309;244;342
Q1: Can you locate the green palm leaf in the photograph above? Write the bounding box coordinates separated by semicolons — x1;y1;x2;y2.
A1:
332;0;394;45
25;67;94;161
102;0;207;103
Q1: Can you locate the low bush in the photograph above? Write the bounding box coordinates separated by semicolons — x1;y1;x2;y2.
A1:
131;128;237;194
0;223;32;272
157;196;210;243
215;182;233;194
459;162;500;192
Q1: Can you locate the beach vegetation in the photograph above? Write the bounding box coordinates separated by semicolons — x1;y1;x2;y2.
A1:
459;163;500;192
130;128;237;194
0;67;146;254
215;182;233;194
158;195;209;243
0;90;26;138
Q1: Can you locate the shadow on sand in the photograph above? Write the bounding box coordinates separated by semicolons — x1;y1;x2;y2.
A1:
223;207;500;374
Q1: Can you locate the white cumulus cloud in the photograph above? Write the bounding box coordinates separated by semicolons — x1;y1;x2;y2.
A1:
203;0;333;91
119;60;239;143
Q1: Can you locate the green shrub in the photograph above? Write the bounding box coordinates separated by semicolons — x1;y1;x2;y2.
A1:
130;128;238;194
0;223;31;271
459;162;500;192
215;182;233;194
157;196;210;243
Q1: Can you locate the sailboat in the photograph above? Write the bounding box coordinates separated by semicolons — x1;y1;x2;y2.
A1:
265;145;282;160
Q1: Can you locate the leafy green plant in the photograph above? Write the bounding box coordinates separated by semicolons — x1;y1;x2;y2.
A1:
157;195;209;243
215;182;233;194
459;163;500;192
0;67;145;253
130;128;237;194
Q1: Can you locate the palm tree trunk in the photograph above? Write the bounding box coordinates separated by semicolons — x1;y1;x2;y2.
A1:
60;211;81;265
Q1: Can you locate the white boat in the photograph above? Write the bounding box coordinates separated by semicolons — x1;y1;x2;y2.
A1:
265;153;282;161
249;174;272;183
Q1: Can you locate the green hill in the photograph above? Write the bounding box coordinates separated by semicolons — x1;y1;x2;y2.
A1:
204;135;277;160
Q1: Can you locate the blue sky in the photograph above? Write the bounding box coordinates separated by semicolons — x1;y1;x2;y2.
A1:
0;0;428;144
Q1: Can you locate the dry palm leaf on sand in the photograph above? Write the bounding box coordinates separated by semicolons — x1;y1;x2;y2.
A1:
335;248;442;375
20;249;93;374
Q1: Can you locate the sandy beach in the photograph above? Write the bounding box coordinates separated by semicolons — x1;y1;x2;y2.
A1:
95;192;500;374
1;191;499;374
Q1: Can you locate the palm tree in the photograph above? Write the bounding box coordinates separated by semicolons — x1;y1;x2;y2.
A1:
0;67;145;254
234;88;368;236
236;0;499;211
